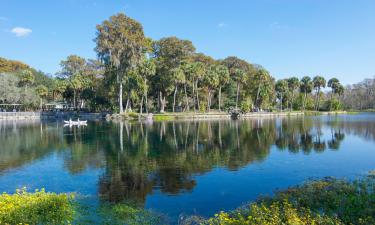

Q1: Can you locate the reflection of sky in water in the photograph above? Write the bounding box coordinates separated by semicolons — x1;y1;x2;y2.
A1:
0;114;375;222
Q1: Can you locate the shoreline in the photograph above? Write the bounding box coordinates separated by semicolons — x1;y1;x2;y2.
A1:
0;110;352;121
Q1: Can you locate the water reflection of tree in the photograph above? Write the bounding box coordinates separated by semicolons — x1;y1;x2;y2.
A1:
3;116;375;206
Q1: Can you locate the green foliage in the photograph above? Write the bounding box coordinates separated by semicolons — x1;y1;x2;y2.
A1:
0;57;30;73
240;100;252;112
0;73;39;106
36;84;48;98
19;69;35;87
153;114;175;121
206;200;341;225
98;203;164;225
205;175;375;225
0;188;74;225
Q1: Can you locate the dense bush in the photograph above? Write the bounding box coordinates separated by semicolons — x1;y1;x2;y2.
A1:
0;188;74;225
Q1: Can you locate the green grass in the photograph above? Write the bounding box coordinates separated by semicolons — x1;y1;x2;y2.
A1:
198;173;375;225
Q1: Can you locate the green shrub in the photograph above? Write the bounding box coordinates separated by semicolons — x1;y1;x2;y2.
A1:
199;102;207;112
240;101;251;113
206;200;341;225
0;188;74;225
153;114;175;121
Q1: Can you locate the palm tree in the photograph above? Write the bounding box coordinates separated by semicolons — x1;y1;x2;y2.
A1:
312;76;326;111
233;69;246;109
275;79;288;111
138;58;156;113
216;65;230;111
36;85;48;110
287;77;300;111
328;78;340;111
170;66;185;112
203;65;219;112
300;76;313;111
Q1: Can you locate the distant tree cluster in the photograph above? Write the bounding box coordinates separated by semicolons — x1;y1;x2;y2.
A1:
342;78;375;110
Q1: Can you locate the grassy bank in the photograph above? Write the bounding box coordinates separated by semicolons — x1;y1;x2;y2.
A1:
109;111;308;121
198;172;375;225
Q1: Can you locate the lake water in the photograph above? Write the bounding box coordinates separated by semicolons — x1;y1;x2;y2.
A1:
1;114;375;223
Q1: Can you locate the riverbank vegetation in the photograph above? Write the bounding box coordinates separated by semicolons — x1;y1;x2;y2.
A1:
1;173;374;224
0;188;74;224
201;173;375;225
3;12;368;114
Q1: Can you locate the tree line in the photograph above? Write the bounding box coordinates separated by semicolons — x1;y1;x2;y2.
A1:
0;13;351;113
341;78;375;110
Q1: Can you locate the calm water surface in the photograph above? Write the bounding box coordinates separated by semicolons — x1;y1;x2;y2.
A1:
1;114;375;223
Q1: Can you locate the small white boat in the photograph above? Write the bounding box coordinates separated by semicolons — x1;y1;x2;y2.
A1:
64;119;87;125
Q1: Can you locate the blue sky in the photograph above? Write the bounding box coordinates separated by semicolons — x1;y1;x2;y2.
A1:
1;0;374;85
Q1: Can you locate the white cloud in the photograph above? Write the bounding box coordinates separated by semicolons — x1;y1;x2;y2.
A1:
217;23;227;28
269;21;288;30
11;27;32;37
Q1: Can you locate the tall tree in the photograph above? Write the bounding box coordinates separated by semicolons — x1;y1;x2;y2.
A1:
233;68;246;109
313;76;326;111
95;13;147;113
300;76;313;111
35;85;48;110
203;65;219;111
170;66;185;112
183;62;205;112
328;78;340;110
216;65;230;111
152;37;195;112
275;79;288;111
137;58;156;114
287;77;300;111
59;55;87;108
222;57;252;109
249;68;275;110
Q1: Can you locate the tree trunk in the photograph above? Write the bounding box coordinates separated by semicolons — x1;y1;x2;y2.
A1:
290;92;294;112
73;90;77;109
236;82;240;109
256;84;261;108
144;80;148;114
119;81;123;113
144;90;148;114
192;79;196;112
173;85;178;113
280;93;283;111
40;98;43;110
303;91;307;111
218;86;222;112
207;90;210;112
139;95;144;119
184;84;189;112
196;80;200;111
159;91;165;113
317;88;321;111
125;96;130;113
